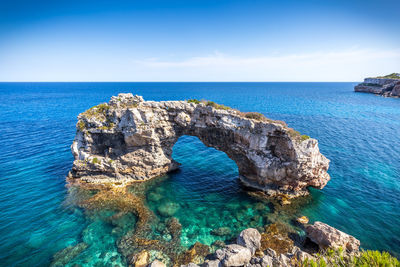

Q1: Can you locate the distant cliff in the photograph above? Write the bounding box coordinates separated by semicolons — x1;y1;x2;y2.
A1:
355;73;400;97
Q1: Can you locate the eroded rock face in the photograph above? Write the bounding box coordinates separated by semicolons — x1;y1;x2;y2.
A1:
69;93;330;197
306;221;360;252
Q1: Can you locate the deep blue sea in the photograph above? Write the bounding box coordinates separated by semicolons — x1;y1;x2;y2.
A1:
0;82;399;266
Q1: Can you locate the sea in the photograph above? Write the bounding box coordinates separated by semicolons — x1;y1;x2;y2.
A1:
0;82;399;266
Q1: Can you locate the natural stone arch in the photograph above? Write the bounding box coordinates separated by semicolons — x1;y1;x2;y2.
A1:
69;93;330;198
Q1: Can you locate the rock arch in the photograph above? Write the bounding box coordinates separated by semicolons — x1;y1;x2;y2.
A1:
69;93;330;197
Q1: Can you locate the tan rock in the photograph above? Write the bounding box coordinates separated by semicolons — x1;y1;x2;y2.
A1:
296;216;309;224
135;250;149;267
306;221;360;252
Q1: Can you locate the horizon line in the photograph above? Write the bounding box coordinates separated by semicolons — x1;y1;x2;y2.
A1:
0;80;361;83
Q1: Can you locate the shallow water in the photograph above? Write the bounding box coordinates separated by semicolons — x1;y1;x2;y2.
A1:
0;82;399;266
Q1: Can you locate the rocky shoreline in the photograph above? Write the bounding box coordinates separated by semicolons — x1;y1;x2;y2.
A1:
136;221;361;267
354;73;400;97
69;93;330;198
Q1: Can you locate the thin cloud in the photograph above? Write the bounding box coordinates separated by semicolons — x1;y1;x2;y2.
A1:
136;49;400;68
131;49;400;81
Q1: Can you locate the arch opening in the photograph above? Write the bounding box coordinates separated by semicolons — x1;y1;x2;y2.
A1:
145;135;272;248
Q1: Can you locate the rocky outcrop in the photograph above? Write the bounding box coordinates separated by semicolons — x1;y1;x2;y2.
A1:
355;74;400;97
306;221;360;252
69;93;330;197
237;228;261;255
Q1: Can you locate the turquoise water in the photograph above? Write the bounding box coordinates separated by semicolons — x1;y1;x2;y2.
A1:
0;82;399;266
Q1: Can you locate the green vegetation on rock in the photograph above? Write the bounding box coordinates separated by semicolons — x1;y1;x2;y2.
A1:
375;73;400;79
243;112;266;121
78;120;85;131
187;99;200;104
82;103;110;119
301;248;400;267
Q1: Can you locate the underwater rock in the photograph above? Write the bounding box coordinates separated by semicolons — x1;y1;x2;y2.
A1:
216;244;252;266
69;93;330;198
50;242;88;267
211;227;232;236
237;228;261;255
157;202;180;217
148;259;166;267
306;221;360;252
179;242;210;265
148;192;163;202
260;224;294;254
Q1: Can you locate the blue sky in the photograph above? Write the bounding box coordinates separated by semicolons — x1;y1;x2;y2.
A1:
0;0;399;81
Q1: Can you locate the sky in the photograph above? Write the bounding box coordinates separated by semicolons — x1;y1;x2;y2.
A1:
0;0;399;82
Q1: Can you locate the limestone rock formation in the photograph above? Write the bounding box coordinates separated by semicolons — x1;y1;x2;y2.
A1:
306;221;360;252
354;74;400;97
69;93;330;197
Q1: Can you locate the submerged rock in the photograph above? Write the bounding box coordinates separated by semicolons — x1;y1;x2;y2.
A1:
148;192;163;202
260;224;294;255
211;227;232;236
157;201;180;217
178;242;210;265
69;93;330;198
50;242;88;267
306;221;360;252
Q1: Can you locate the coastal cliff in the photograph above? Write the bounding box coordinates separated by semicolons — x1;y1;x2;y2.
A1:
354;73;400;97
69;93;330;198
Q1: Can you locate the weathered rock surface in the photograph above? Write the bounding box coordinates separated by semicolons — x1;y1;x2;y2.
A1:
216;244;252;266
69;93;330;197
237;228;261;255
355;75;400;97
306;221;360;252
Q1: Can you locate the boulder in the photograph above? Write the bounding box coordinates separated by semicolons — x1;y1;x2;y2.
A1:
148;260;166;267
306;221;360;252
216;244;252;266
237;228;261;255
211;227;231;236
